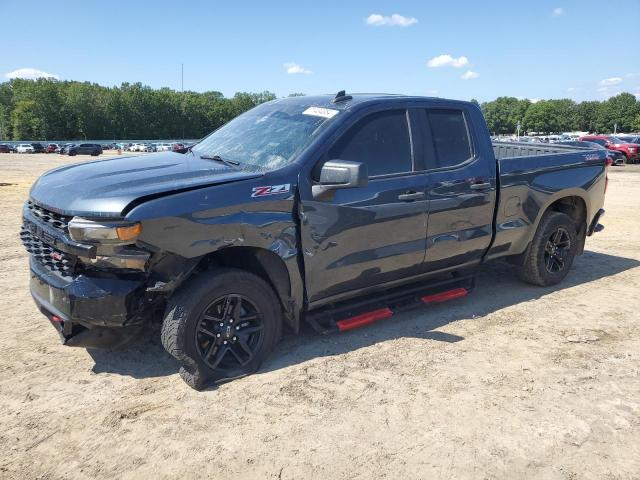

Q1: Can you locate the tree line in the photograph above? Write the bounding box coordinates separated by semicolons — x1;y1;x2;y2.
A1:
476;94;640;135
0;78;638;141
0;78;276;141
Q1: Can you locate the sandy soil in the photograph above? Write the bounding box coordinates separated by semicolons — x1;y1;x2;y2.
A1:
0;153;639;480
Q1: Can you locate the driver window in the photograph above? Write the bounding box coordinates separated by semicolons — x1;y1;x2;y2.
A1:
326;110;412;177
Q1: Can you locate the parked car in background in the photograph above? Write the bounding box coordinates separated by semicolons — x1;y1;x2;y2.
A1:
46;144;60;153
16;144;35;153
129;143;146;152
171;143;185;151
558;141;626;165
30;143;46;153
67;143;102;156
0;144;13;153
59;144;75;155
617;135;640;145
579;135;639;164
155;142;173;152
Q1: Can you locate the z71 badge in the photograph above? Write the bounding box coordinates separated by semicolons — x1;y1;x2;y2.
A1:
251;184;291;198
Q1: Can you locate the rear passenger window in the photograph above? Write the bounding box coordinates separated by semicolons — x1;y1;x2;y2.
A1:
426;109;473;168
328;110;412;177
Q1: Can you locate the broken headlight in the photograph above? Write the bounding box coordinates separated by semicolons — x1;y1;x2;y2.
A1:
68;218;142;244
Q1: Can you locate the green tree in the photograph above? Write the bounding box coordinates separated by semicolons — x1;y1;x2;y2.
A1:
575;101;600;132
595;93;638;133
482;97;530;134
11;100;44;139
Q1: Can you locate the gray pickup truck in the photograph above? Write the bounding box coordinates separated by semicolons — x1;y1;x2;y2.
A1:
21;92;607;389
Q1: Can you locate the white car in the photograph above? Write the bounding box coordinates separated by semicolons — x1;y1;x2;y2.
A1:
16;144;34;153
129;143;146;152
155;142;173;152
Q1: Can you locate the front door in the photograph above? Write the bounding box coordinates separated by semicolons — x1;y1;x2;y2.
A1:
299;109;429;304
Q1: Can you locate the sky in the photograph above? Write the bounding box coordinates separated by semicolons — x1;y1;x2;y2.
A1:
1;0;639;102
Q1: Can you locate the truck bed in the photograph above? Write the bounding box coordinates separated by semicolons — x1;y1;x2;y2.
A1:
492;141;590;160
487;141;608;263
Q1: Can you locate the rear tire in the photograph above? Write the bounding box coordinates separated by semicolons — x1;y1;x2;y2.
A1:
517;211;578;286
161;268;282;390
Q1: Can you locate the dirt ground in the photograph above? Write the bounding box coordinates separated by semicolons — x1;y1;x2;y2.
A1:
0;152;639;480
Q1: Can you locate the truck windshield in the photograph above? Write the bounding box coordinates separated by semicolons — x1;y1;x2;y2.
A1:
191;100;340;170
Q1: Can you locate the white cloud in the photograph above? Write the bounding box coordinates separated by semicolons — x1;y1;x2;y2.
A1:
599;77;623;86
461;70;479;80
427;54;469;68
552;7;565;17
365;13;418;27
283;62;312;75
530;99;541;103
5;67;59;80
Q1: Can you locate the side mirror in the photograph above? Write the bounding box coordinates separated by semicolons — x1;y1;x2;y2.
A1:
312;160;368;199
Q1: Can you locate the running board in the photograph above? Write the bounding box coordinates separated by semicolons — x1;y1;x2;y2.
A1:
306;274;475;335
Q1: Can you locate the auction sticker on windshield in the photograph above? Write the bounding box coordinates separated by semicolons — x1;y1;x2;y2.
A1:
302;107;339;119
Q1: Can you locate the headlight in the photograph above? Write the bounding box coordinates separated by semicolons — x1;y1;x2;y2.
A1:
68;217;142;244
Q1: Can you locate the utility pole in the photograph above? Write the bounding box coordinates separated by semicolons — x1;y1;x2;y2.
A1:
613;123;617;135
181;63;185;142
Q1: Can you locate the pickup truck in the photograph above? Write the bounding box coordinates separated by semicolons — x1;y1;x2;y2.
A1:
579;135;639;164
21;92;608;389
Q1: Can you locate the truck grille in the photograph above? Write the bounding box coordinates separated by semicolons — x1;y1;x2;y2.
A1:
26;201;72;234
20;228;76;277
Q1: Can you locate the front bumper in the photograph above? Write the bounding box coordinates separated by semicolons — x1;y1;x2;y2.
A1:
30;258;148;347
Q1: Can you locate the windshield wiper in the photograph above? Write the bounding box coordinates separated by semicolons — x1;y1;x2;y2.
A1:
199;154;241;168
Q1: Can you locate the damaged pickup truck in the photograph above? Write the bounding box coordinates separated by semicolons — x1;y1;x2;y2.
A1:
21;92;608;389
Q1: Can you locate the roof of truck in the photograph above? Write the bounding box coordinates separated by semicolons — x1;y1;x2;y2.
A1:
271;92;469;112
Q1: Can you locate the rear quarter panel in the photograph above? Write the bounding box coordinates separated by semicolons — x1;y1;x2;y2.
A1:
487;150;607;260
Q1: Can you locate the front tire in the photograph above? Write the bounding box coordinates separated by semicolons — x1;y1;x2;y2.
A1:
518;211;578;286
161;268;282;390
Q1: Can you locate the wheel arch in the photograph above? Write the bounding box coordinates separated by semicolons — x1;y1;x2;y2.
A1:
196;246;298;332
537;193;589;254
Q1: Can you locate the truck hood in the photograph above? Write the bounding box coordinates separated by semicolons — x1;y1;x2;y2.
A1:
29;152;263;218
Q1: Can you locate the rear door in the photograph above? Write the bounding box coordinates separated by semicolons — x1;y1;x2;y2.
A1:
418;107;497;271
299;107;429;304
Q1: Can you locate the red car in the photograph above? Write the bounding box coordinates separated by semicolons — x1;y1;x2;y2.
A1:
46;143;60;153
579;135;639;164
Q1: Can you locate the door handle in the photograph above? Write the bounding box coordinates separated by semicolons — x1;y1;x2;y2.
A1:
398;191;425;201
469;182;492;191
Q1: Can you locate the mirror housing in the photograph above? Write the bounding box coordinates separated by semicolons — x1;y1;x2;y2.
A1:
312;160;368;199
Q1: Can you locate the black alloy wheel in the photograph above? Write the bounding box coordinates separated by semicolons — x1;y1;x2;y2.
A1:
161;268;282;390
195;294;264;373
543;227;571;273
517;211;578;286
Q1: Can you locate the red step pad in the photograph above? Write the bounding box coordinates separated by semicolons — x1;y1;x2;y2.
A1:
336;307;394;332
421;287;468;304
